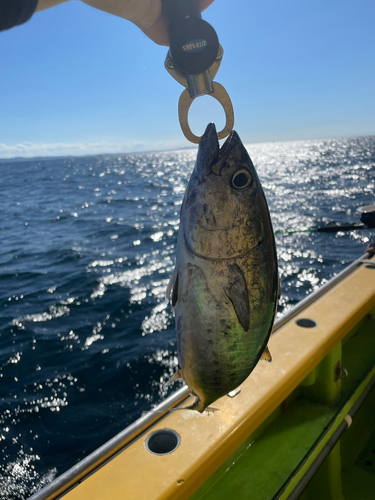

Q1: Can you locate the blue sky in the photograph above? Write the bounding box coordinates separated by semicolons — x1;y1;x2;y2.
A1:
0;0;374;158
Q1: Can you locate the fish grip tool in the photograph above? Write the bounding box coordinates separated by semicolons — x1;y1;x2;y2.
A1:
163;0;234;143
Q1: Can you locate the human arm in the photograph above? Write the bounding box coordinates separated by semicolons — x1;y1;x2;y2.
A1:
0;0;38;31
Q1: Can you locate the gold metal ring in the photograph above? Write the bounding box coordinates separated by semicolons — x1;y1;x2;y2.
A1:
178;82;234;144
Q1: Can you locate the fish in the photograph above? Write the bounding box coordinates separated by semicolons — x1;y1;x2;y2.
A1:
166;123;278;412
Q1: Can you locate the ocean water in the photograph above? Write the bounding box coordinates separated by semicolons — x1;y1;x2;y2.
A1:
0;136;374;498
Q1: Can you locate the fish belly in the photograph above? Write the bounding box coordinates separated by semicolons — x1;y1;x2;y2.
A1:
174;242;275;408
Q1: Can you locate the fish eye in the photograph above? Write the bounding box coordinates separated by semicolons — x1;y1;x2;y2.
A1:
231;169;252;190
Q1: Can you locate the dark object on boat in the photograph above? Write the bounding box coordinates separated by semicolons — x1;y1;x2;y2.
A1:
275;206;375;236
315;205;375;233
316;223;366;233
358;205;375;228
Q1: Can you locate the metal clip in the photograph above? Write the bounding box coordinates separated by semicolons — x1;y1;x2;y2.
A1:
165;46;234;144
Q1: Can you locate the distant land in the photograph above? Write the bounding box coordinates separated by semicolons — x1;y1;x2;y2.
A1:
0;147;196;163
0;135;374;163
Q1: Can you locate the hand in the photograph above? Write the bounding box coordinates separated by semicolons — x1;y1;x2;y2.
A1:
37;0;215;45
80;0;216;46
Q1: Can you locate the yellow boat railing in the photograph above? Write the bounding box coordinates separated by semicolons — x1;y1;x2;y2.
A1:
27;251;375;500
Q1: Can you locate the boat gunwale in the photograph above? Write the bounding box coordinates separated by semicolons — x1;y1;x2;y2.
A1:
27;251;371;500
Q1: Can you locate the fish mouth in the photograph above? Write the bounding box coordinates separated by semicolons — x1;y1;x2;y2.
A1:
217;129;235;161
197;123;239;179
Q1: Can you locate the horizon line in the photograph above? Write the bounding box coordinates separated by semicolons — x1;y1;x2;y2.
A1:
0;133;374;162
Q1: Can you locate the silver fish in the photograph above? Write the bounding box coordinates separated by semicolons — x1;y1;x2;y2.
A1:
167;123;278;412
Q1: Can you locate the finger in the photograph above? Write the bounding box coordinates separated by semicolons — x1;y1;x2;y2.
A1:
138;13;170;46
200;0;216;12
129;0;162;28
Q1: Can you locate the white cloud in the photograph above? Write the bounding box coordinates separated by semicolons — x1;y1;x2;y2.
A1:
0;139;189;159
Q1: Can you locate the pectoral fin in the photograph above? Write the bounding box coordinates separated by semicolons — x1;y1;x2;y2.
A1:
261;346;272;362
224;264;250;332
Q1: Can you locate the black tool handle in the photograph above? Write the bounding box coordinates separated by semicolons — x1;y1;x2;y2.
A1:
162;0;219;75
163;0;202;24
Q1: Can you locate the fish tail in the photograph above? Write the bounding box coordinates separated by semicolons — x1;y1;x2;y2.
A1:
164;397;203;413
181;397;206;412
170;397;219;413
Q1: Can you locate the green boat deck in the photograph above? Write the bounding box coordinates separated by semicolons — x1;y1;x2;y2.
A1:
192;310;375;500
